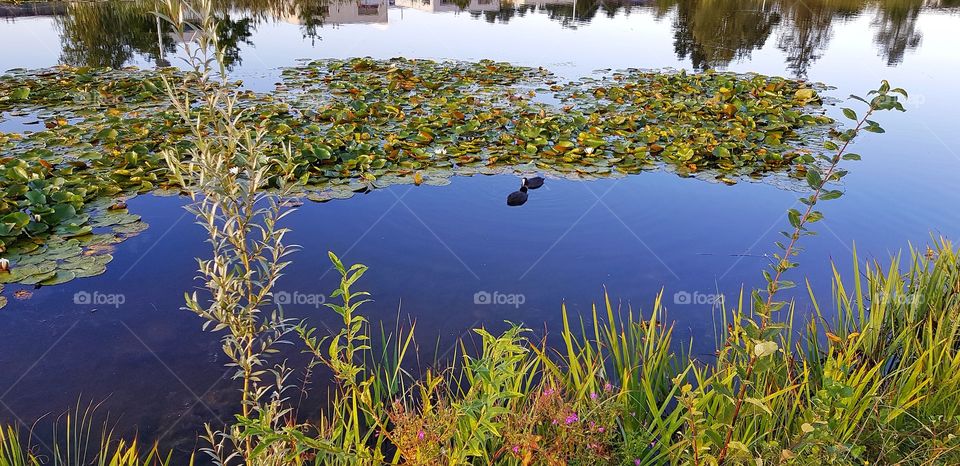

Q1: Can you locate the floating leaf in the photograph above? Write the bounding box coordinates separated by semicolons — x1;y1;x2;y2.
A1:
11;86;30;100
39;270;76;286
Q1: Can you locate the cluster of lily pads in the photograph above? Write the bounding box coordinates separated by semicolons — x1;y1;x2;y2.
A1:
0;57;833;293
277;59;831;184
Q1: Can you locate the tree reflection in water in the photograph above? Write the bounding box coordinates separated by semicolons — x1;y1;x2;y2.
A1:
2;0;950;75
55;0;254;69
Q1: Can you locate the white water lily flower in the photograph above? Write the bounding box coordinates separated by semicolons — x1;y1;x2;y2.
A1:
434;147;447;156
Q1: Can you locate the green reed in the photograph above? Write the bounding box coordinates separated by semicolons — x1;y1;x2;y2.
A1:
0;401;172;466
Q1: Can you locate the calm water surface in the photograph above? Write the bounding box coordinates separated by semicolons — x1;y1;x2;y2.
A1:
1;0;959;453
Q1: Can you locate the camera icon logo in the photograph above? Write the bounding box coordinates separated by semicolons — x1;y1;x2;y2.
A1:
474;291;492;305
673;291;691;305
275;291;291;305
74;291;92;305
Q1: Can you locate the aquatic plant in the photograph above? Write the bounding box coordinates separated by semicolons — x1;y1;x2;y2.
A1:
274;57;832;189
0;46;834;286
0;65;162;289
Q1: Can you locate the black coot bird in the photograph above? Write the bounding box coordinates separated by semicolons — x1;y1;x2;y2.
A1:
523;176;545;189
506;185;528;206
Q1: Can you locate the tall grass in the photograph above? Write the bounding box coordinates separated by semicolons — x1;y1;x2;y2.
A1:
0;402;171;466
347;238;960;465
4;240;959;464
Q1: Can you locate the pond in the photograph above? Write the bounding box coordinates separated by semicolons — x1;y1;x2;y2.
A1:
1;0;959;456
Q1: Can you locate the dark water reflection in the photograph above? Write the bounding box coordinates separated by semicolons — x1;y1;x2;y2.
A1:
2;0;960;457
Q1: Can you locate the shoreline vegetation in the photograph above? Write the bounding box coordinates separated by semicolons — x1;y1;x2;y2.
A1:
4;1;957;465
4;236;960;464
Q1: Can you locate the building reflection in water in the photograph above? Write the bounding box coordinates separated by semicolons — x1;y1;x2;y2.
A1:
285;0;390;25
395;0;499;14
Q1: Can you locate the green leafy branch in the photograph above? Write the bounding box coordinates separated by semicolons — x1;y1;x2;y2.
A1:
714;80;908;465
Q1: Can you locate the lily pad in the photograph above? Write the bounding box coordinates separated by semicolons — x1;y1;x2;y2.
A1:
0;59;837;286
19;269;58;285
39;270;77;286
0;262;57;284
